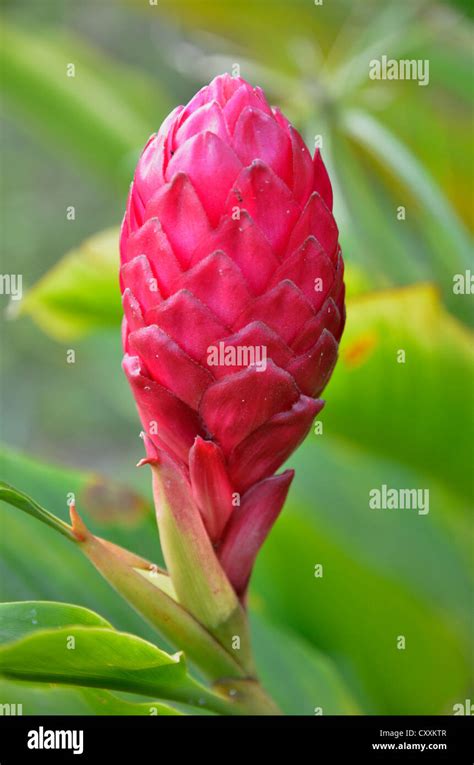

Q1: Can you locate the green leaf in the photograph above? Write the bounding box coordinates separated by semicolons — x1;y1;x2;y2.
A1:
74;688;182;715
0;625;268;715
0;626;185;696
0;601;112;645
0;679;181;716
0;626;217;710
17;228;121;341
0;602;179;715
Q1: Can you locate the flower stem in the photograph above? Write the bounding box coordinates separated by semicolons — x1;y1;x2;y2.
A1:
184;676;282;716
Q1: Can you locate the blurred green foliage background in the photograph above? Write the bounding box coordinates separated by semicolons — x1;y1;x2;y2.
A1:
1;0;473;715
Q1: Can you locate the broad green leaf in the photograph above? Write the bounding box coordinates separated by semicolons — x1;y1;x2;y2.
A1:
0;626;213;709
0;601;112;645
18;228;121;341
0;626;269;715
0;679;181;716
0;602;181;715
0;626;186;697
74;688;182;715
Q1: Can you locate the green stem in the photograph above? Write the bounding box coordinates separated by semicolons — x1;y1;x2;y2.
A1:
186;676;282;716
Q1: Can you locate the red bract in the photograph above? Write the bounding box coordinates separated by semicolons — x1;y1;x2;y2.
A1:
121;74;345;597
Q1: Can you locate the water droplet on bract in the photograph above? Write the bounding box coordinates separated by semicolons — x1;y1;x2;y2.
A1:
144;386;151;392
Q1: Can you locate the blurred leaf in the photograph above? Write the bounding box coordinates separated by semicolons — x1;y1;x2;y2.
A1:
79;475;150;527
377;87;473;226
0;601;112;644
156;0;322;79
343;111;472;295
249;283;473;714
17;228;121;341
0;443;156;557
327;1;427;97
253;507;470;715
0;21;168;185
325;283;474;503
330;128;428;286
292;439;472;631
251;615;360;715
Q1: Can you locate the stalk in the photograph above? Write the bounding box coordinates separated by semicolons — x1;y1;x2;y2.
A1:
185;677;282;717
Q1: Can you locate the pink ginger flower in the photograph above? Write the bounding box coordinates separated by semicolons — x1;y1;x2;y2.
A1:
120;74;345;598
